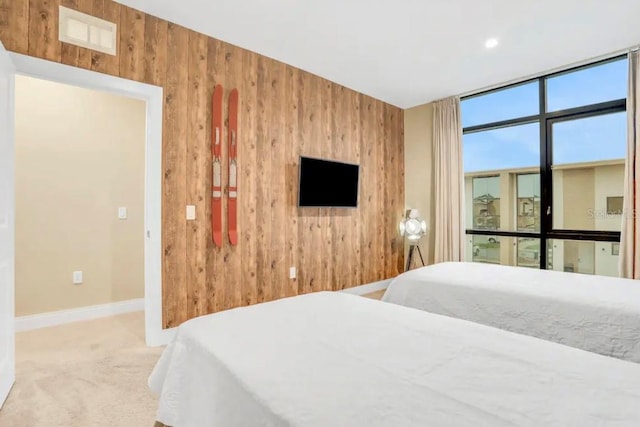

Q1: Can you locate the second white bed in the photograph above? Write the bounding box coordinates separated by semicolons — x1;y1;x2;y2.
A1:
383;262;640;362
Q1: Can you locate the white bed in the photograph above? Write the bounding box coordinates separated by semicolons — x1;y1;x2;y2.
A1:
150;291;640;426
383;262;640;363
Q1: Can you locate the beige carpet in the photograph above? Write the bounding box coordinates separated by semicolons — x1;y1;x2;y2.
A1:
0;312;163;427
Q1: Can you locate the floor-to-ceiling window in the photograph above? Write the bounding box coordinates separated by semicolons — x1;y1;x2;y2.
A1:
462;56;628;276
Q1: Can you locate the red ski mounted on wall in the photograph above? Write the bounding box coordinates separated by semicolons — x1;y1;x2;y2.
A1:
211;84;224;247
227;88;239;246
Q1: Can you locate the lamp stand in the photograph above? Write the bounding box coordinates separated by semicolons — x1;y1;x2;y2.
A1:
406;244;425;271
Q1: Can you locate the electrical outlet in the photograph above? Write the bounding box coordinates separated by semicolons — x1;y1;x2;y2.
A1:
73;271;83;284
289;267;297;279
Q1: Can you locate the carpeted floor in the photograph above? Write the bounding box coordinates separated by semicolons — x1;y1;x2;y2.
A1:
0;312;163;427
0;291;386;426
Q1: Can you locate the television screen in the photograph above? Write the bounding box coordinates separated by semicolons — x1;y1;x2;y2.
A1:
298;157;359;208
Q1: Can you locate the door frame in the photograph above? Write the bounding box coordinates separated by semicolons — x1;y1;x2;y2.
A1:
10;53;168;346
0;41;16;408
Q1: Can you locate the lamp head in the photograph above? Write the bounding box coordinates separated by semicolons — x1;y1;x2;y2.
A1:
399;209;427;241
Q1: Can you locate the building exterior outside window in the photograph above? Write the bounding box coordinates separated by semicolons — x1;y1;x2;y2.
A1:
462;56;627;277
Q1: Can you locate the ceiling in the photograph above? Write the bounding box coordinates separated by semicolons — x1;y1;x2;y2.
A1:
115;0;640;108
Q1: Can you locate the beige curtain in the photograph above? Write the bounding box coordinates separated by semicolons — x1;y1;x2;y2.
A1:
432;97;465;263
620;50;640;279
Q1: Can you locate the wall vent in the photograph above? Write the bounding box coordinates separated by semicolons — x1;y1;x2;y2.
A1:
58;6;117;56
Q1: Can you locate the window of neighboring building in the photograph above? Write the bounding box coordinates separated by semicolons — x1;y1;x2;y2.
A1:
471;176;500;230
517;173;541;233
606;196;624;215
517;237;540;269
462;56;627;276
471;235;501;265
612;243;620;256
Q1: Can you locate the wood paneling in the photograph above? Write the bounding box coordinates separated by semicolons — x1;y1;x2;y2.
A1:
0;0;404;328
142;14;167;87
118;6;144;81
161;21;188;328
255;54;271;303
185;30;208;319
239;48;258;306
0;0;29;54
28;0;60;61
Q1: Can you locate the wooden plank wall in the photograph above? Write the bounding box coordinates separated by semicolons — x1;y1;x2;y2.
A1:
0;0;405;328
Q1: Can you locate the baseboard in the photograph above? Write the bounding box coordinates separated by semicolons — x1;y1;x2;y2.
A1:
15;298;145;332
340;278;394;296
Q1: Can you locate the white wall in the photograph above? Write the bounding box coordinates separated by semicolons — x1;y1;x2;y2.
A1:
594;164;624;231
404;103;434;266
594;164;624;276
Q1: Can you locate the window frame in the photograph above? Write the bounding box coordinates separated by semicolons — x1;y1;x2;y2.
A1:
463;55;626;269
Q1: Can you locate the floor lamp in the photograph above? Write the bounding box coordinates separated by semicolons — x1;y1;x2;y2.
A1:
399;209;427;271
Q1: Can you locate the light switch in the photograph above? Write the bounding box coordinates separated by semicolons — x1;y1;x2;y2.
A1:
118;207;127;219
289;267;297;279
73;271;83;284
186;205;196;220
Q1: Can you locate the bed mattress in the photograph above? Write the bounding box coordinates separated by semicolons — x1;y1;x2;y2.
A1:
149;291;640;426
383;262;640;362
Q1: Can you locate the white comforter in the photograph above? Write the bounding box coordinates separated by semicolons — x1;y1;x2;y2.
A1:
150;291;640;427
383;262;640;363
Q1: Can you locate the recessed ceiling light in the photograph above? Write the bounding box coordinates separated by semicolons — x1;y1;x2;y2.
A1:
485;38;499;49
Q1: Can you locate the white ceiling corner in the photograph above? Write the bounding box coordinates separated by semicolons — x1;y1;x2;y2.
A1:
115;0;640;108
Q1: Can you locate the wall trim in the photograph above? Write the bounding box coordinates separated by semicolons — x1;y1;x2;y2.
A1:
340;278;394;296
15;298;145;332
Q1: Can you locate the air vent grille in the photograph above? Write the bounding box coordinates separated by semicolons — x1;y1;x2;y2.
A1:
59;6;117;56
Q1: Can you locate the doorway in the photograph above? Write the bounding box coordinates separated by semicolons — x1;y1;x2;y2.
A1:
0;46;165;410
14;74;146;322
9;53;165;346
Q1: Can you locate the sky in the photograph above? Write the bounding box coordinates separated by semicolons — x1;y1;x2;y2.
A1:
462;58;628;174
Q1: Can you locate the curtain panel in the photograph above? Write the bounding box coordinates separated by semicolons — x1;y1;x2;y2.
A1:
432;97;465;263
620;50;640;279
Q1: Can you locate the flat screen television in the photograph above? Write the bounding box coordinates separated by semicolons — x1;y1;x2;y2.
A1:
298;156;359;208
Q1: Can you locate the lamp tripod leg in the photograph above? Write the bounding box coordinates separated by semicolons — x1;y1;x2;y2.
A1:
406;245;415;272
416;245;425;267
